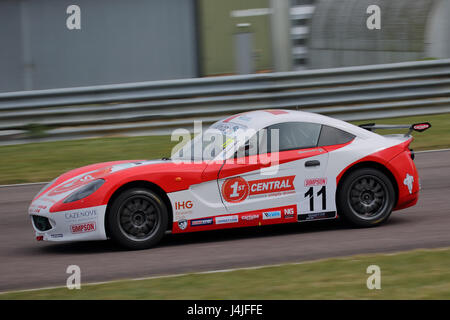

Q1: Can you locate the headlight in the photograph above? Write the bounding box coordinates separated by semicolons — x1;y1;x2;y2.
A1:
63;179;105;203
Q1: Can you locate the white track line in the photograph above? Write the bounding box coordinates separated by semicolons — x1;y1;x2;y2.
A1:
0;247;448;295
0;148;449;189
415;148;450;154
0;182;47;188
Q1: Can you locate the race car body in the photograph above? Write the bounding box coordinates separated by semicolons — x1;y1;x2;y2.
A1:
29;110;429;249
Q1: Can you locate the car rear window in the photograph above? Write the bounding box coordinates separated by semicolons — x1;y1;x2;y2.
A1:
318;125;355;146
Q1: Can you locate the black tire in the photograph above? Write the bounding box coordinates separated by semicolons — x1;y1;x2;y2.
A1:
107;188;168;250
337;168;395;227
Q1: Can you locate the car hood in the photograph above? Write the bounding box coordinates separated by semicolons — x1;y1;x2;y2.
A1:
34;159;169;202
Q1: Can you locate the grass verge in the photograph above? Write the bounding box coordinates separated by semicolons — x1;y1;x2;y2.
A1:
1;247;450;299
0;113;449;185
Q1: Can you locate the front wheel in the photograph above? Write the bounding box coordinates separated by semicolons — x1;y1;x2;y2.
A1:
337;168;395;227
107;188;168;250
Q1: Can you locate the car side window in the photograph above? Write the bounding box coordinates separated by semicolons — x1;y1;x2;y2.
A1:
262;122;322;152
317;125;355;146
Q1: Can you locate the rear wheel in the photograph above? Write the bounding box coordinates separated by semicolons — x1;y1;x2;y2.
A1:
337;168;395;227
107;188;168;249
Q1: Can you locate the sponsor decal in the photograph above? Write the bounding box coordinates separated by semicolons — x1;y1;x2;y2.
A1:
178;219;188;230
262;211;281;220
213;122;247;134
284;207;295;219
190;218;214;227
403;173;414;194
298;211;336;221
264;110;288;115
412;123;431;132
413;124;429;131
222;176;295;203
70;221;96;234
39;197;57;204
298;148;324;154
174;201;193;210
65;209;97;220
29;208;40;214
223;115;240;123
249;176;295;195
222;177;250;203
238;115;252;122
304;178;327;187
215;215;239;225
44;162;161;198
174;201;193;218
172;205;298;234
50;234;64;238
241;214;259;221
223;113;250;123
29;204;48;214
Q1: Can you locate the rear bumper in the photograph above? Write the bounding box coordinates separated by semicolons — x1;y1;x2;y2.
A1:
394;190;419;211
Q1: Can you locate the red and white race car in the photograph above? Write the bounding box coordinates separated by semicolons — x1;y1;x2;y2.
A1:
29;110;430;249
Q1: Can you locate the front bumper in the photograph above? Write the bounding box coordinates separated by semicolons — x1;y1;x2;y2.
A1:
30;204;108;242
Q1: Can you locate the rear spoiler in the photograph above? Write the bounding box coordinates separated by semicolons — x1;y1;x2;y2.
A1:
359;122;431;136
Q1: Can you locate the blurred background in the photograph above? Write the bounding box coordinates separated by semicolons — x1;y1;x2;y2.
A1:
1;0;449;92
0;0;449;148
0;0;449;149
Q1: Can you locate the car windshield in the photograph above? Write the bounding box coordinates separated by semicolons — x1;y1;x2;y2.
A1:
172;121;251;161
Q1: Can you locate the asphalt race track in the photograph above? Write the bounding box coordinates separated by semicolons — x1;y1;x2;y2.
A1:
1;151;449;292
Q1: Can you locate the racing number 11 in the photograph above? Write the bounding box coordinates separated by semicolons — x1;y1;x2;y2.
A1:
304;186;326;211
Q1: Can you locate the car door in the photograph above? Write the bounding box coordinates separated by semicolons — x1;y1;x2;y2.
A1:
217;121;331;223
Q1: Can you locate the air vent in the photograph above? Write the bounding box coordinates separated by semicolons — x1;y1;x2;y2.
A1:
32;215;52;231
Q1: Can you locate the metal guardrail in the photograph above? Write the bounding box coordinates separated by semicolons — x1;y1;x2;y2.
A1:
0;59;449;144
